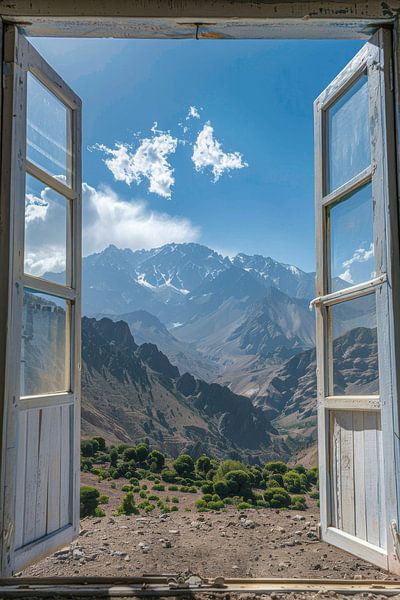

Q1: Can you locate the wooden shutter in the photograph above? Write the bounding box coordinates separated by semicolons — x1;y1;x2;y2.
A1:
313;28;400;573
0;26;81;574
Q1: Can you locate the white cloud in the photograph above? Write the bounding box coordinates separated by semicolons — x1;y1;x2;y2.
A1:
339;243;374;284
24;182;200;276
95;130;178;199
186;106;201;120
192;121;248;181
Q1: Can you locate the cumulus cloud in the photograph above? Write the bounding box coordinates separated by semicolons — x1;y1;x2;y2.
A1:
24;182;200;276
192;121;248;181
339;243;374;284
95;130;178;199
186;106;201;120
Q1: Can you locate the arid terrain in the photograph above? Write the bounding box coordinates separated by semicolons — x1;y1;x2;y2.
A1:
22;473;390;582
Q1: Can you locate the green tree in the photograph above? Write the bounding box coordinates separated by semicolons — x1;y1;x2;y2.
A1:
149;450;165;471
264;461;287;475
213;460;245;482
80;486;100;517
136;443;150;463
117;491;139;515
110;447;118;467
92;436;106;452
225;470;253;499
196;455;212;475
81;440;95;457
173;454;195;478
122;447;137;462
264;486;291;508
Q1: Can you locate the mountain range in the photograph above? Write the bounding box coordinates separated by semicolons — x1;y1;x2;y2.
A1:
43;242;372;463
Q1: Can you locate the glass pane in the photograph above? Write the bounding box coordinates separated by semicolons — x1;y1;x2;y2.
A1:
328;74;370;192
329;294;378;395
21;289;68;397
24;174;68;283
27;72;71;185
329;183;375;292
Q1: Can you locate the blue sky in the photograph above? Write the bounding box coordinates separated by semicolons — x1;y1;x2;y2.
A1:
29;37;364;273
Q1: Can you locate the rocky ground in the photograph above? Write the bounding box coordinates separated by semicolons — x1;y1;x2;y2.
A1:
21;473;393;584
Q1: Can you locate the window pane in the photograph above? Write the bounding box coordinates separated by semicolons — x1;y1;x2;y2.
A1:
328;74;370;192
27;72;71;185
329;183;375;292
21;290;68;397
329;294;378;396
24;174;68;284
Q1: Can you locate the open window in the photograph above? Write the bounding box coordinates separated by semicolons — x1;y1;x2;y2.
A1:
313;28;400;572
0;26;81;574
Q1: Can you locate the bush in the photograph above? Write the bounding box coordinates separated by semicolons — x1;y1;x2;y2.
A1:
195;499;208;510
213;479;230;499
117;491;139;515
307;467;319;486
172;496;179;504
292;464;307;474
152;483;165;491
237;502;253;510
225;470;253;499
291;495;307;510
214;460;245;482
173;454;195;478
168;485;179;491
208;500;224;510
264;461;287;475
81;440;96;457
92;436;107;452
283;470;304;493
110;448;118;467
99;494;109;504
136;443;150;463
170;505;178;512
139;490;147;498
201;483;214;494
264;486;291;508
149;450;165;471
122;447;137;462
80;486;100;517
161;469;178;483
148;494;159;501
121;484;132;492
196;455;212;475
110;482;117;489
267;473;284;487
309;491;320;500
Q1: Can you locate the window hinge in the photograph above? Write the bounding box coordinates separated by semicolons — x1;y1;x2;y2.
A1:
390;520;400;561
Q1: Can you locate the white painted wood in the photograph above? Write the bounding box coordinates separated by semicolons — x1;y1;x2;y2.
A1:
46;406;61;534
314;28;400;573
14;412;27;550
23;410;40;546
353;412;367;541
35;408;51;539
0;26;82;574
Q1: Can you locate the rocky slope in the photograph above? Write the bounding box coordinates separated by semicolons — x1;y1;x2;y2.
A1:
81;316;286;462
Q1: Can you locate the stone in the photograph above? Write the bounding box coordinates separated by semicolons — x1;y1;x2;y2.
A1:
292;515;306;521
72;549;84;561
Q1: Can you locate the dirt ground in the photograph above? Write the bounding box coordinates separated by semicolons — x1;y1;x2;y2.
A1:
20;472;395;586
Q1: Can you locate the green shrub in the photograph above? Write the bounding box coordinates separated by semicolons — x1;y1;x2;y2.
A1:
94;507;105;517
172;496;179;504
225;470;252;499
309;491;320;500
195;499;208;510
117;491;139;515
256;499;268;508
132;486;141;493
110;482;116;489
168;485;179;491
148;450;165;471
267;473;284;487
307;467;319;486
148;494;158;501
173;454;195;478
92;436;107;451
98;494;109;504
213;479;230;499
264;461;287;475
80;486;100;517
196;455;212;475
122;447;137;462
264;486;291;508
161;469;178;483
170;505;178;512
110;448;118;467
292;464;307;474
121;484;132;492
136;443;150;463
141;484;148;490
291;495;307;510
208;500;224;510
201;483;214;494
130;477;140;486
145;504;155;512
283;470;304;493
139;490;147;498
237;501;253;510
152;483;165;491
81;440;96;457
214;460;245;482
